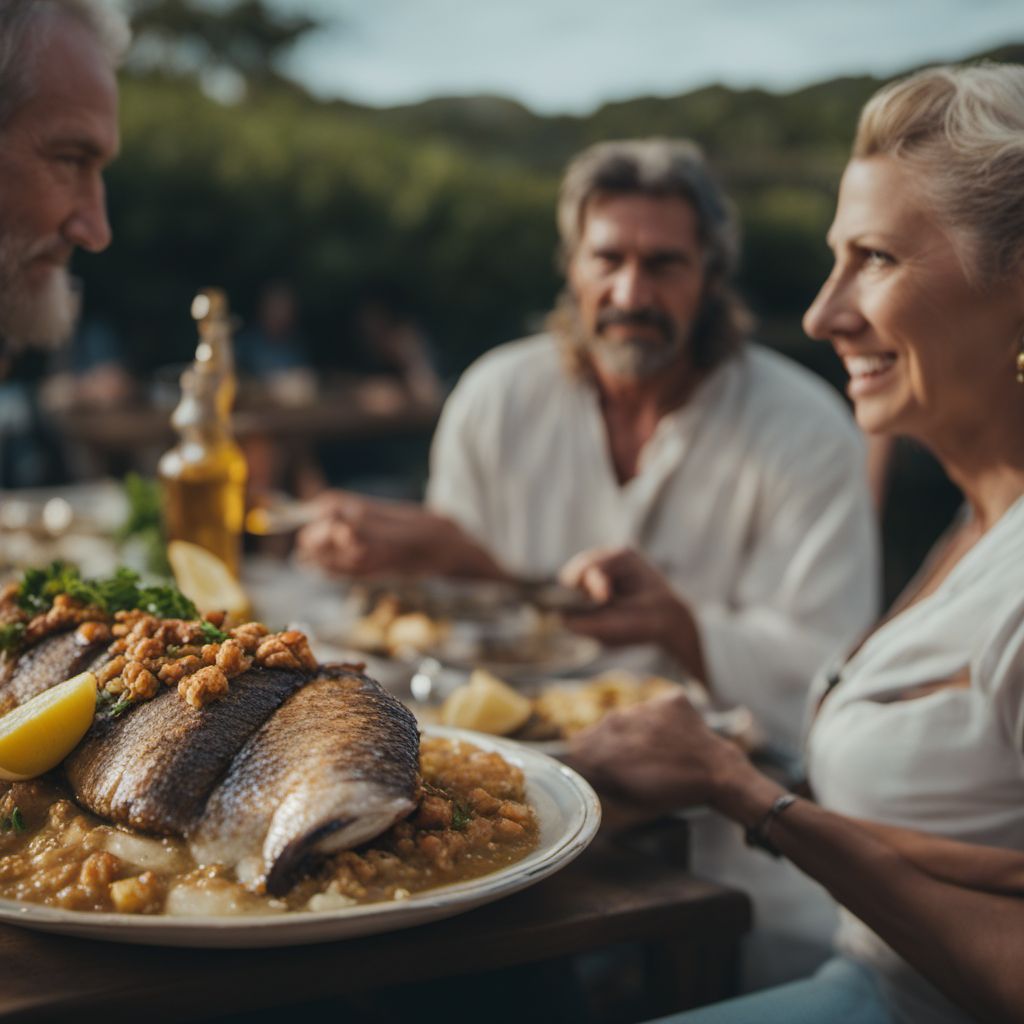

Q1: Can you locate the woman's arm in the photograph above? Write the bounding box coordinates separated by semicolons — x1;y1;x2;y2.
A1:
851;817;1024;896
739;787;1024;1024
569;692;1024;1024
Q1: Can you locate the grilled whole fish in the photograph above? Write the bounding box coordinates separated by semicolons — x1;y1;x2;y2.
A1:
7;623;421;894
190;667;420;895
64;667;304;834
0;630;109;707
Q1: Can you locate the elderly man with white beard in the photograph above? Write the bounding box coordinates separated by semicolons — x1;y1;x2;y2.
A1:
0;0;126;357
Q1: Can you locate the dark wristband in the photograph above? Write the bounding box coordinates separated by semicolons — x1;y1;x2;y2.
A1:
744;793;797;857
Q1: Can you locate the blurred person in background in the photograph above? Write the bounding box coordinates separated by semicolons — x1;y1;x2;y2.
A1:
570;63;1024;1024
315;288;444;498
236;281;322;498
235;280;316;405
0;0;128;485
352;293;443;409
300;138;880;984
42;305;136;413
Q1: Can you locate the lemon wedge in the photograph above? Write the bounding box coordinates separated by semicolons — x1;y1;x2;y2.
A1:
440;668;533;736
167;540;252;620
0;671;97;781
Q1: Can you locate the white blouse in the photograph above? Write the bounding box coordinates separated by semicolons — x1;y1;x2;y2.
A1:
806;495;1024;1024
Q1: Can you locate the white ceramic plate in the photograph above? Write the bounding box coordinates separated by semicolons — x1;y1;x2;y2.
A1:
0;727;601;948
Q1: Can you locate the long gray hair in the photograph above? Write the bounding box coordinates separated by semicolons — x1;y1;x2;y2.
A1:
0;0;130;129
550;137;752;374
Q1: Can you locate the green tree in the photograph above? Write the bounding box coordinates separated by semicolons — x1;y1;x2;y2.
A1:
126;0;319;85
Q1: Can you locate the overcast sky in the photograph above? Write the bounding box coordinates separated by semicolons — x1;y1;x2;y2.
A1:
262;0;1024;114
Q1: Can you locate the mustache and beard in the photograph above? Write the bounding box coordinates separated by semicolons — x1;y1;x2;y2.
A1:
588;306;688;378
0;231;79;355
553;294;693;380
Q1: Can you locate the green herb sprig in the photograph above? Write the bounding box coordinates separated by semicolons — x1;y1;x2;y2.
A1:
116;473;170;576
15;562;199;621
199;620;229;643
451;801;472;831
0;622;26;654
96;688;133;720
17;562;97;614
1;807;25;833
108;695;133;719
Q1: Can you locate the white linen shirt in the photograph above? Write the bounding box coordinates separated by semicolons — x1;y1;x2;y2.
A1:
427;334;880;751
806;496;1024;1024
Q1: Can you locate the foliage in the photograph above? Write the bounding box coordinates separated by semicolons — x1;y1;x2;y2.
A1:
126;0;320;83
87;75;559;377
80;40;1024;381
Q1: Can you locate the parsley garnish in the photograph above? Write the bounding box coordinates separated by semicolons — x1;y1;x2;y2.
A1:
199;620;229;643
0;622;26;654
109;695;133;719
451;802;472;831
137;585;198;621
96;688;132;719
1;807;25;833
14;563;198;621
17;561;93;614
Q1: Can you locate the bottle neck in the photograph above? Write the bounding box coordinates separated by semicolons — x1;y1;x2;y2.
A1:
170;367;236;445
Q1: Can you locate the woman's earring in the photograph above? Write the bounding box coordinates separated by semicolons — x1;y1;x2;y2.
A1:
1017;339;1024;384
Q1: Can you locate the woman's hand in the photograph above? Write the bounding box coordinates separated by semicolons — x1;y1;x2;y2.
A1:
559;547;707;681
566;690;753;814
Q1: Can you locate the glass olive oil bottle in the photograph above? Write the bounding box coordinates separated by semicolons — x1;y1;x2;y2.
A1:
158;289;247;577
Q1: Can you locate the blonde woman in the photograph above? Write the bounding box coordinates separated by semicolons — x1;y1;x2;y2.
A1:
566;63;1024;1024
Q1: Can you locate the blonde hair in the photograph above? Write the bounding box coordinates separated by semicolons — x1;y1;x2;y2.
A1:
552;138;751;372
854;63;1024;282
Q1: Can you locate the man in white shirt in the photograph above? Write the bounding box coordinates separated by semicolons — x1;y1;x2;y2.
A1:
301;137;879;752
300;138;881;984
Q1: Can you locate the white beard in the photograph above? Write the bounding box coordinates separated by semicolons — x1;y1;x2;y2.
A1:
0;232;78;353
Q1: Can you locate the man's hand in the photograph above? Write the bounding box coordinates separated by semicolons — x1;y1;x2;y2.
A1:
566;691;749;813
295;490;506;579
559;547;707;681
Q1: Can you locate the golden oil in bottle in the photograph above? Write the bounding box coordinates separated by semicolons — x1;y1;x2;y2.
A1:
158;290;247;577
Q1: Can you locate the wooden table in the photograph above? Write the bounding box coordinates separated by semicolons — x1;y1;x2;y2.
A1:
0;826;750;1023
51;380;441;454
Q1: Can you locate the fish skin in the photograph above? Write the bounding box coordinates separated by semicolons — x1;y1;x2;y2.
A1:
64;667;305;834
189;667;420;896
0;630;109;707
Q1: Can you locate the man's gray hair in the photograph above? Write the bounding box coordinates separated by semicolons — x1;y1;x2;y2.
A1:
0;0;130;128
553;138;751;373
